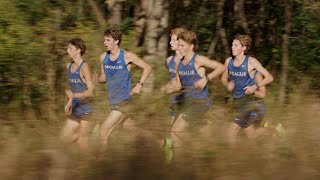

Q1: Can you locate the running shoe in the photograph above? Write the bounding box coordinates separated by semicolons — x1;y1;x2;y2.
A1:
163;137;173;164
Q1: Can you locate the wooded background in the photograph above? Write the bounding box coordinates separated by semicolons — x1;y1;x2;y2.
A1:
0;0;319;123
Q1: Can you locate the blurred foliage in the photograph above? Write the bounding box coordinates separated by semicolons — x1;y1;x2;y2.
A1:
0;0;319;122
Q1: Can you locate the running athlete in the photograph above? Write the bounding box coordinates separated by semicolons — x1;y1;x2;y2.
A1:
162;27;186;124
96;27;152;154
168;30;225;149
160;28;186;162
60;38;95;152
161;28;186;147
221;34;273;145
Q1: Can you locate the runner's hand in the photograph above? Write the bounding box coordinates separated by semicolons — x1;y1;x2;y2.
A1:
130;83;142;95
65;100;72;115
161;80;181;94
244;85;257;95
194;77;208;90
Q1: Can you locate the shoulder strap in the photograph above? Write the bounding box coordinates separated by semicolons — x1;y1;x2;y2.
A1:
68;61;74;71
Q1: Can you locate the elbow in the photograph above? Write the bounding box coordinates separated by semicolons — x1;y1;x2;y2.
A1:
221;65;226;74
98;78;106;83
88;88;95;98
265;74;273;85
89;92;95;98
269;75;274;83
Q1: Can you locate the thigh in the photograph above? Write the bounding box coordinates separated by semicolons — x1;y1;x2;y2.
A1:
77;120;91;136
61;119;80;136
101;110;125;130
228;122;241;136
242;126;256;139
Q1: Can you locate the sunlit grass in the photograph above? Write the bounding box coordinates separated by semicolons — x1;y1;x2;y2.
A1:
0;88;319;179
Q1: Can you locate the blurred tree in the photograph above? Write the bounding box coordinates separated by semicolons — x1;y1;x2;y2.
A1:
0;0;319;123
279;0;292;104
105;0;123;26
88;0;107;30
208;0;230;57
142;0;169;93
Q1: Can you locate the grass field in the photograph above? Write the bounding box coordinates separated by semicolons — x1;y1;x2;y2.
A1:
0;91;319;180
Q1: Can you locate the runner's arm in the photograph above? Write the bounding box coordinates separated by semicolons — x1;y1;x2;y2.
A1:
96;53;107;83
254;72;266;98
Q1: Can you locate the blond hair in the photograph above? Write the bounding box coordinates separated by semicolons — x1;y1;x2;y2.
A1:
170;27;187;37
177;30;197;49
233;34;252;54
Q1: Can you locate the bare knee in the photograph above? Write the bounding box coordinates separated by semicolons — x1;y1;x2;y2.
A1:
60;132;77;144
243;126;257;140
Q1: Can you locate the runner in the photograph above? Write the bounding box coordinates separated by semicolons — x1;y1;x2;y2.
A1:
96;27;152;155
221;34;273;145
60;38;94;152
164;30;225;151
161;27;186;162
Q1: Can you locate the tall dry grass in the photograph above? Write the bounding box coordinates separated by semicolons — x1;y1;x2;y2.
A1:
0;91;319;180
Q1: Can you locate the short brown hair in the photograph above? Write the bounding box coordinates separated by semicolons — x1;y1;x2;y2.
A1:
177;30;197;49
68;38;86;55
170;27;187;37
104;27;122;45
233;34;252;54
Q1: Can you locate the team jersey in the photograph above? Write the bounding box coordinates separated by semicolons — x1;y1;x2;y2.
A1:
68;60;88;94
178;53;209;99
68;60;91;116
167;54;183;104
167;55;176;80
103;49;132;105
228;55;257;98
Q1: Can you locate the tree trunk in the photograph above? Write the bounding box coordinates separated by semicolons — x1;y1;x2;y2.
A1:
208;0;230;59
88;0;107;30
143;0;169;94
134;0;147;47
233;0;250;33
22;80;37;121
106;0;122;26
279;0;292;104
220;28;230;56
44;10;64;124
255;0;266;47
208;0;224;56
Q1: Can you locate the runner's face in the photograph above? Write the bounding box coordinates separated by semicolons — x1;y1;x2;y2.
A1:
104;36;118;51
170;34;178;51
178;39;193;57
67;44;79;59
231;39;245;56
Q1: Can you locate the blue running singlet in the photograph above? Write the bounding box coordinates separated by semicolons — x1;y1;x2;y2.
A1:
178;53;209;99
228;55;257;99
68;60;91;116
103;50;132;105
68;61;88;93
167;55;176;81
167;54;183;105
